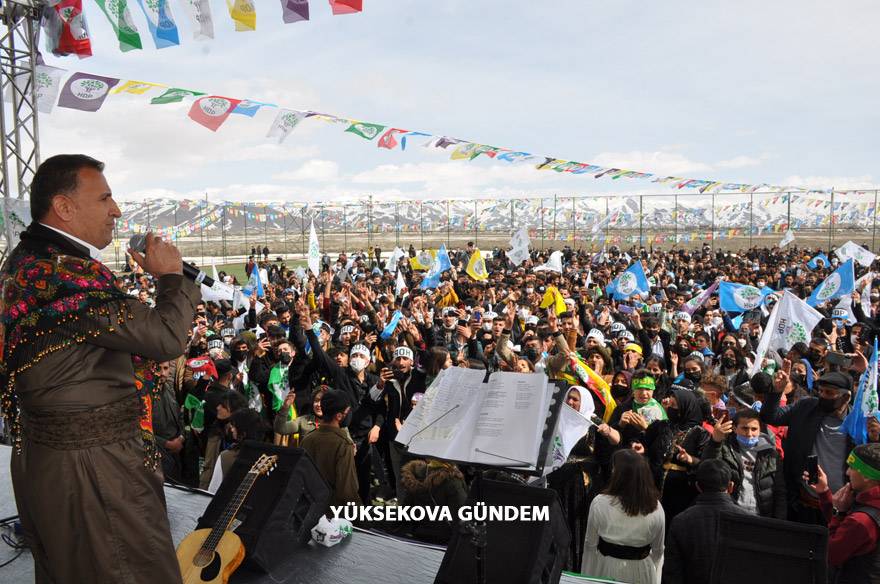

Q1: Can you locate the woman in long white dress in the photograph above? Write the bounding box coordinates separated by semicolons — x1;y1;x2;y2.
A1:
581;448;665;584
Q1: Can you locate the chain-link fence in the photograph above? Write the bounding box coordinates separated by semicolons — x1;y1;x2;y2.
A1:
4;191;877;268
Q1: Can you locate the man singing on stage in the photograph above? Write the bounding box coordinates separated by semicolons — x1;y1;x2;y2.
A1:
1;154;199;583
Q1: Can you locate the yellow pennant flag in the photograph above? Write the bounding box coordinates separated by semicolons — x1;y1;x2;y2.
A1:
559;354;617;422
466;249;489;281
539;285;568;316
226;0;256;31
111;80;166;95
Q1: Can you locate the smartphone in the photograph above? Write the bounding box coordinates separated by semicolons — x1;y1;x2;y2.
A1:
473;312;482;323
458;319;469;327
713;407;729;424
728;406;737;420
806;454;819;485
618;304;634;315
827;351;853;368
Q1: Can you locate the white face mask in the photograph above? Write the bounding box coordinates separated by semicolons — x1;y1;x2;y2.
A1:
711;317;723;328
519;308;530;319
738;338;747;348
482;322;493;331
851;335;860;346
525;287;534;295
350;356;368;373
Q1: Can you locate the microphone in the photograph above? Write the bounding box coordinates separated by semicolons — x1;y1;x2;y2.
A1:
128;234;214;287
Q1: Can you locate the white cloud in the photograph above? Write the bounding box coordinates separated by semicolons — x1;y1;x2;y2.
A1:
781;175;880;191
715;155;766;169
273;160;340;182
590;151;714;175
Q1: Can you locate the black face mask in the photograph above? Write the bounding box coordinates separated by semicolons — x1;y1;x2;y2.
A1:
231;349;248;363
807;350;822;366
278;352;292;365
818;394;846;413
722;357;736;368
790;372;805;387
685;371;702;384
611;385;630;400
524;348;539;361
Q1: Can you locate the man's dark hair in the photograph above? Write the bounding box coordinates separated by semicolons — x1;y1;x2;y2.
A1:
733;408;760;427
696;459;732;492
30;154;105;221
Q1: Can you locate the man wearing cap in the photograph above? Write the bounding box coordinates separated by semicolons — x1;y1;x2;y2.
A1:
663;459;748;584
302;309;382;503
301;389;361;507
811;443;880;581
761;369;855;523
370;345;427;493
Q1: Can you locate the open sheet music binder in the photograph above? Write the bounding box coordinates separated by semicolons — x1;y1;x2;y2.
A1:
394;369;567;477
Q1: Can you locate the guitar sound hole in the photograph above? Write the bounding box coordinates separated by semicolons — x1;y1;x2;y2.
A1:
193;549;214;568
197;551;222;581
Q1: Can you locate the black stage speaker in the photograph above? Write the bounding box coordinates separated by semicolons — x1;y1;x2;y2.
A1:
435;478;570;584
197;441;330;572
710;510;828;584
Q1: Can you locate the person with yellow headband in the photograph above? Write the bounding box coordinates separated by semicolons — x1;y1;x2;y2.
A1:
809;443;880;581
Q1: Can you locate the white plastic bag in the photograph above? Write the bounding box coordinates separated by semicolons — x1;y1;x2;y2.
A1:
310;516;353;548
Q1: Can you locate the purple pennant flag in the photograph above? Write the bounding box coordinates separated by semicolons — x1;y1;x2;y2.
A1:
57;72;119;112
280;0;309;23
683;279;720;315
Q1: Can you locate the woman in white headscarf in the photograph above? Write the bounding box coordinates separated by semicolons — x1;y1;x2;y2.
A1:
547;385;601;573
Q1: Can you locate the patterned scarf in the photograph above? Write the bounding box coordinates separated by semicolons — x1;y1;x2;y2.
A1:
0;233;160;468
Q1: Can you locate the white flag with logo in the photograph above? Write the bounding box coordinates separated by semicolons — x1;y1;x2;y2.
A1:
858;272;874;317
266;108;305;144
508;227;530;266
308;219;321;276
779;230;795;248
388;246;405;273
533;250;563;273
836;240;877;268
750;290;824;375
395;270;407;298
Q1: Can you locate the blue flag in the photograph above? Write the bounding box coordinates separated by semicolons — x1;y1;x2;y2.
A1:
605;261;650;300
718;282;775;313
232;99;275;117
807;253;830;271
243;267;265;299
842;338;879;445
136;0;180;49
381;310;404;340
419;244;452;290
807;259;855;307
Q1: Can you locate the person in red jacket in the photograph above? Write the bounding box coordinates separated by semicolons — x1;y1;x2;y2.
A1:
810;443;880;582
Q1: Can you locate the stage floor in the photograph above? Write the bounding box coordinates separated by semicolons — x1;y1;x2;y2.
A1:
1;446;604;583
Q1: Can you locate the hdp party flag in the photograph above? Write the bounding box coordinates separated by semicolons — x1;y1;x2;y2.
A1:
33;65;67;114
835;240;877;268
136;0;180;48
378;128;409;150
409;250;434;271
842;337;879;445
682;280;719;315
280;0;310;23
231;99;273;117
41;0;93;58
466;249;489;281
807;253;830;270
180;0;214;40
57;73;119;112
540;285;567;316
749;290;823;376
419;245;452;290
151;87;204;104
112;80;165;95
308;220;321;276
606;261;650;301
808;258;855;307
226;0;256;31
346;121;385;140
266;109;305;143
329;0;362;15
718;281;774;313
188;96;242;131
94;0;143;52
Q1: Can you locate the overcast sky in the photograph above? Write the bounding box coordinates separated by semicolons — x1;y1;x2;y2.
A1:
39;0;880;203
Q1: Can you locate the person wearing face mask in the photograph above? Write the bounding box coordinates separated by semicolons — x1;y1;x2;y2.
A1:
264;340;296;421
761;369;855;524
301;389;361;507
715;347;749;390
703;409;786;518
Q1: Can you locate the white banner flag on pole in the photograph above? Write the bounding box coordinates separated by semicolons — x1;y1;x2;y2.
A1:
308;219;321;277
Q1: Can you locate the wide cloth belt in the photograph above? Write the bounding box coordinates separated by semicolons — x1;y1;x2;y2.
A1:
597;537;651;560
21;397;141;450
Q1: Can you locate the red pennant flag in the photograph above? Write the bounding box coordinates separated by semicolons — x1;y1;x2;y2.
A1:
329;0;362;15
188;96;242;132
377;128;408;150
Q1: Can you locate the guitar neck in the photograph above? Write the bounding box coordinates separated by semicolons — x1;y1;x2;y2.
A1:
202;471;259;553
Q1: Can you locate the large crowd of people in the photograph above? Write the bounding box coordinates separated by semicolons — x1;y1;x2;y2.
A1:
108;238;880;582
100;240;880;581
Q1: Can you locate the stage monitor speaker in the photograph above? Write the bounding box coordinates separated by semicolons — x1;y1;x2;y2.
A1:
434;478;570;584
710;510;828;584
197;441;330;572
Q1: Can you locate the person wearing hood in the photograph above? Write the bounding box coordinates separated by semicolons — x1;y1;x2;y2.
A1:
548;385;605;572
760;368;855;524
640;388;710;525
702;408;786;518
398;459;468;544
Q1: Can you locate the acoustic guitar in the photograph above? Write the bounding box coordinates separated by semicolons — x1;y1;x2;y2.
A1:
177;454;278;584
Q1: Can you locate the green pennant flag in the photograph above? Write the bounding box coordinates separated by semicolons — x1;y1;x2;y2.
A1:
184;393;204;432
150;87;205;105
267;364;289;412
345;121;386;140
94;0;143;52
